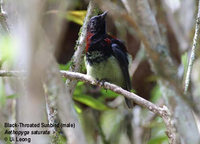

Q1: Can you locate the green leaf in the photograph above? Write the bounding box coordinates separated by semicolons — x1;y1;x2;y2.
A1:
59;61;72;81
98;88;136;102
65;10;87;25
45;10;86;25
73;94;110;111
97;89;119;102
74;82;85;96
59;61;72;71
148;136;168;144
74;103;82;114
77;81;85;87
101;89;119;98
130;89;136;93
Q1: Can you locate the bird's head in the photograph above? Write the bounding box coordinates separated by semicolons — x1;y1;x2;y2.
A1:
87;11;107;35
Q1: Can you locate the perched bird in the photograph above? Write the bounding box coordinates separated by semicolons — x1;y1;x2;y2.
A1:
85;11;133;108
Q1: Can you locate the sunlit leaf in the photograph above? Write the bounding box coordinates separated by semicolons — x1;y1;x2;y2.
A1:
65;10;87;25
45;10;86;25
97;89;119;102
73;77;112;111
77;81;85;87
74;103;82;114
73;94;110;111
59;61;72;71
101;89;119;98
130;89;136;93
74;82;85;96
60;61;72;82
98;87;136;102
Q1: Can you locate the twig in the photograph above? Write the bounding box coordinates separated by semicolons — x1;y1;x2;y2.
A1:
0;70;26;77
0;69;176;143
62;71;160;113
184;0;200;93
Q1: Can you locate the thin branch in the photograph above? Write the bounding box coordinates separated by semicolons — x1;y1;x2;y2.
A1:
0;70;165;113
62;71;161;114
184;0;200;93
0;70;25;77
0;69;176;143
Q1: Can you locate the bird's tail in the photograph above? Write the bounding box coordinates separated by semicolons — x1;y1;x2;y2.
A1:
125;98;134;108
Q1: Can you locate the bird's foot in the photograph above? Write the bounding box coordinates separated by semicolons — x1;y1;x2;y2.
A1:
97;79;106;87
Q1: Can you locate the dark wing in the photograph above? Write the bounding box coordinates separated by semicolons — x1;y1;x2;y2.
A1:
111;41;131;90
111;41;133;108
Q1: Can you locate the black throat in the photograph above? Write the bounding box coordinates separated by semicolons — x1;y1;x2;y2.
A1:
86;33;112;65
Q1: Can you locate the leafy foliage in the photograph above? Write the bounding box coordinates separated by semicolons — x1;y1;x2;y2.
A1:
73;81;111;111
65;10;87;25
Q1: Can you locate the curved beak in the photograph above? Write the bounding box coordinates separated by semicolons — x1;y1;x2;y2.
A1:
101;11;108;20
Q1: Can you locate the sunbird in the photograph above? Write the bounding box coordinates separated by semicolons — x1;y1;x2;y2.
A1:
85;11;133;108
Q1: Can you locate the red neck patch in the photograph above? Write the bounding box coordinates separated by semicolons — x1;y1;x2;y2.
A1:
104;38;111;44
86;32;94;52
